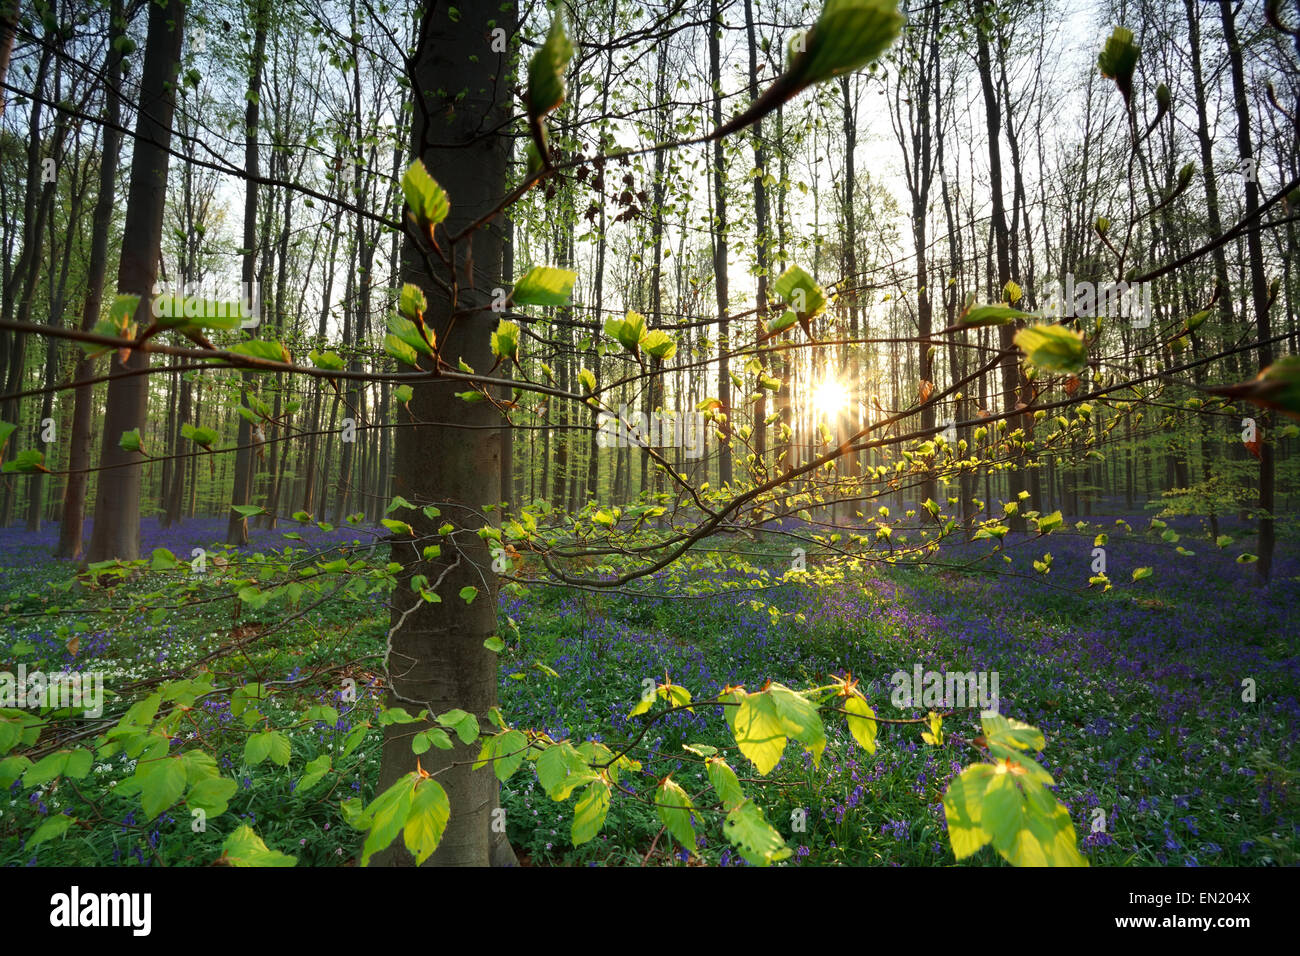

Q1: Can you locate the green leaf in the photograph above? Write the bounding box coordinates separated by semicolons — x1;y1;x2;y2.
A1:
381;518;414;537
401;160;450;228
187;776;237;817
768;683;825;767
628;690;655;718
1;449;46;474
513;266;577;307
766;310;798;336
399;283;427;320
490;319;520;361
436;708;479;745
1014;324;1088;374
137;757;187;820
119;428;144;454
981;714;1045;752
1208;355;1300;421
943;763;995;859
987;745;1056;786
384;333;421;366
982;771;1087;867
180;424;219;448
843;693;877;754
359;773;417;866
661;683;693;711
62;749;92;780
150;293;246;330
110;293;141;329
473;729;527;781
267;731;292;767
290;754;331;794
1132;566;1153;581
706;757;745;811
526;12;574;121
149;548;179;571
921;710;944;746
229;339;291;363
536;742;595;801
731;690;787;775
787;0;904;90
771;265;826;327
309;349;345;370
571;777;611;846
393;384;414;404
222;823;297;867
245;731;274;766
958;303;1022;328
655;776;696;851
388;313;435;357
413;728;453;754
1098;26;1140;104
24;750;71;787
0;756;32;788
403;777;451;865
1035;510;1064;534
605;310;648;352
723;798;792;866
641;328;677;361
28;814;76;848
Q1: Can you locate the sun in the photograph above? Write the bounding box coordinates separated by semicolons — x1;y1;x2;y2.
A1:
810;377;849;420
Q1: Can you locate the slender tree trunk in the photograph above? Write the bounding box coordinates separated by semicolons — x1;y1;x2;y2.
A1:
1219;0;1275;582
0;0;18;120
745;0;769;468
85;0;184;562
710;0;732;487
973;0;1027;524
29;167;84;531
227;3;268;545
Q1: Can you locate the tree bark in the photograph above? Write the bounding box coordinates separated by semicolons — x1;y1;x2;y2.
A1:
375;0;516;867
227;1;268;545
85;0;184;563
1218;0;1275;582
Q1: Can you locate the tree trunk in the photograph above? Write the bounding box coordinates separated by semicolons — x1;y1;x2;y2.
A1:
710;0;732;488
85;0;184;563
973;0;1026;524
227;2;268;545
375;0;516;867
1218;0;1275;582
0;0;18;120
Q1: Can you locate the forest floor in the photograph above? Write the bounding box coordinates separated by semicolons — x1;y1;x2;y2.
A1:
0;512;1296;866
